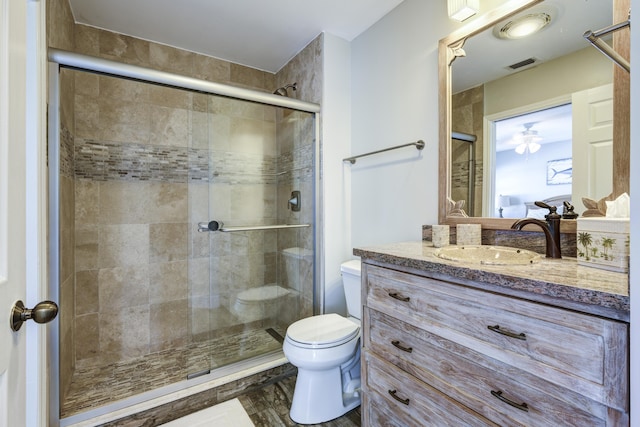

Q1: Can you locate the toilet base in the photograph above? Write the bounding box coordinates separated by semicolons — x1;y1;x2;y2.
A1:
289;348;361;424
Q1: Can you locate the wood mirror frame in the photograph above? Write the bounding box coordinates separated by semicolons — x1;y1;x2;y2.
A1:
438;0;630;233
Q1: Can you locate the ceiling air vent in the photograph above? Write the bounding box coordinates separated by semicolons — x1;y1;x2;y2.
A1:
508;57;537;70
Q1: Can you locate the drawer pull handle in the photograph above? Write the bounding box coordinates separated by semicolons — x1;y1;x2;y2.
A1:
388;292;410;302
391;340;413;353
388;389;410;405
491;390;529;412
488;324;526;340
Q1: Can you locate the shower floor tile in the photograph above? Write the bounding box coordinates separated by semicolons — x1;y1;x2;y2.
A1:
61;324;285;419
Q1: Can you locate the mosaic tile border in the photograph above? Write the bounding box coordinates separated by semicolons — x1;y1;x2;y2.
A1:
59;124;75;178
73;139;314;185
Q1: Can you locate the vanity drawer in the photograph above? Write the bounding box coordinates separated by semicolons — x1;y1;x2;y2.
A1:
364;264;628;410
363;351;498;427
366;308;617;427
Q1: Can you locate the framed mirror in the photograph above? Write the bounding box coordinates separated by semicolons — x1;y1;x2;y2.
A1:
438;0;630;232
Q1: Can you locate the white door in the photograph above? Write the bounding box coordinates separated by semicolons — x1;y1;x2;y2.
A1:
1;0;47;426
0;0;29;424
571;84;614;215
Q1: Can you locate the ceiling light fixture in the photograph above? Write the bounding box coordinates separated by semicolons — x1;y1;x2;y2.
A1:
495;12;552;39
513;123;542;155
448;0;480;22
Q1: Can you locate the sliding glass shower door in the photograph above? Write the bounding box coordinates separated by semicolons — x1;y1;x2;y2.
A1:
53;65;317;422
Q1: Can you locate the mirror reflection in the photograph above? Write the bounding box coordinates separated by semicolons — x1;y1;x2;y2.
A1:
450;0;618;218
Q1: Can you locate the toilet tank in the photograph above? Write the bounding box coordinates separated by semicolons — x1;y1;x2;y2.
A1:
341;260;362;319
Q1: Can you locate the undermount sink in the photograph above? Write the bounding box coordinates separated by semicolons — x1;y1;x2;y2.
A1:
433;245;541;265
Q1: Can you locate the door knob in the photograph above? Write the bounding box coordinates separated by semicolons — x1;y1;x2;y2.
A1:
10;300;58;332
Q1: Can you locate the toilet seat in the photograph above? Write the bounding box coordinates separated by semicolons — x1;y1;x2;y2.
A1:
286;313;360;349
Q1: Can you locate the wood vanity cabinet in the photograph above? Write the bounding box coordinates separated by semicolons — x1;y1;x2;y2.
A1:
361;263;629;426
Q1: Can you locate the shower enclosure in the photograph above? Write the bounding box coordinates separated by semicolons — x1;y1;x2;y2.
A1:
48;51;320;425
451;132;478;216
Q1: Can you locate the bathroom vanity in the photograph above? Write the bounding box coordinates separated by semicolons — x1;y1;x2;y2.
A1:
355;241;629;426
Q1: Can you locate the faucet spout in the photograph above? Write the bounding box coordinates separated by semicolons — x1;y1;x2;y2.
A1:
511;218;562;259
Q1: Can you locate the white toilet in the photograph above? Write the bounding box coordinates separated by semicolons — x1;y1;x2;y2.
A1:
282;259;362;424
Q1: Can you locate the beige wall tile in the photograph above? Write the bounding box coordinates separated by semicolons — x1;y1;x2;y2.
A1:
275;33;322;105
189;297;212;337
99;181;151;225
75;180;100;225
188;183;208;222
190;111;209;149
100;306;150;359
99;265;150;310
100;75;150;103
229;118;276;154
190;228;210;259
209;114;231;151
100;31;150;66
210;232;231;256
74;25;100;56
149;299;189;348
60;274;75;343
99;98;152;144
148;85;192;109
209;255;233;293
230;184;276;221
74;94;100;140
75;313;100;361
188;258;210;298
99;224;150;268
149;44;194;76
192;93;208;113
193;55;231;83
149;223;188;263
208;183;231;219
209;96;265;121
149;105;189;147
74;71;100;98
229;63;269;90
147;182;188;223
75;226;100;271
76;270;99;315
47;0;74;51
149;260;188;304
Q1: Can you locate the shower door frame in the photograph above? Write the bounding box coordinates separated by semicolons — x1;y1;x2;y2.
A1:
47;49;323;426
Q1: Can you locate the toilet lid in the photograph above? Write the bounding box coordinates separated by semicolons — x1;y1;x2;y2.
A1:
286;313;360;348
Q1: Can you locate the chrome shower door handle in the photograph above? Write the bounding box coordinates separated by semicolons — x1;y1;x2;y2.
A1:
198;220;224;232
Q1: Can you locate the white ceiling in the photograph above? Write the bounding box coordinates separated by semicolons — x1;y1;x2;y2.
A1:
67;0;405;73
453;0;614;93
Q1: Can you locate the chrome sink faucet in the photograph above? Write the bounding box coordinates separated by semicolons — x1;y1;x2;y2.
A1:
510;201;562;259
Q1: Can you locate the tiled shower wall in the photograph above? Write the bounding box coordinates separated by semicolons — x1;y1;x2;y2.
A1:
451;85;484;216
48;0;322;405
275;36;322;322
71;74;283;368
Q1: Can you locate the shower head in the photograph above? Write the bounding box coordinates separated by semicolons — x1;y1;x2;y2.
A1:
273;82;297;96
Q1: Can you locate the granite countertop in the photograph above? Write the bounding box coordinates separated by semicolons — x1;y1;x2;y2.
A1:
354;241;629;322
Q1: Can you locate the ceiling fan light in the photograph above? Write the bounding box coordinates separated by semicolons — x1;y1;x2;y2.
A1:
529;141;541;153
515;144;526;155
448;0;480;22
